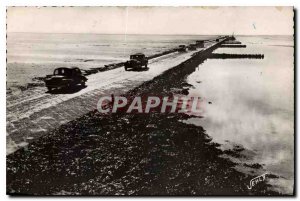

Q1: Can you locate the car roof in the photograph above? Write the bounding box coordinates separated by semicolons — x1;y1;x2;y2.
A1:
131;53;145;56
55;67;80;70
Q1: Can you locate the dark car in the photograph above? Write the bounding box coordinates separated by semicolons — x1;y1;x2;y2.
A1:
44;67;87;91
195;40;205;48
124;53;148;71
188;44;197;50
177;45;187;52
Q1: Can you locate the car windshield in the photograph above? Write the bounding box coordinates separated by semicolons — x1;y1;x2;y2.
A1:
72;68;81;75
54;69;72;76
130;55;143;59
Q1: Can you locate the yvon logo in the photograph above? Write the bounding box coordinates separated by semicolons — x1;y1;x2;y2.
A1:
247;173;268;190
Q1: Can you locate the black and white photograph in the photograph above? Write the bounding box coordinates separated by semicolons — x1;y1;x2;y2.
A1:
5;5;295;196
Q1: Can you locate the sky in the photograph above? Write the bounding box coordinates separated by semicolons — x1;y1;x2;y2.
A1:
7;6;294;35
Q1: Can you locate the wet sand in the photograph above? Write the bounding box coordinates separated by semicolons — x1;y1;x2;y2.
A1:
7;44;282;195
7;33;215;91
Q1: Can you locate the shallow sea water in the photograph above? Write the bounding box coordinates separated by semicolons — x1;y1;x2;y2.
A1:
184;36;294;194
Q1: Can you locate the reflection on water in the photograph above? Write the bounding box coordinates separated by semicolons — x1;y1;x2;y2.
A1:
184;36;294;194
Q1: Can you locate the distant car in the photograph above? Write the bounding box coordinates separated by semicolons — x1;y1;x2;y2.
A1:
188;44;197;50
195;40;205;48
177;45;187;52
124;53;148;71
44;67;87;91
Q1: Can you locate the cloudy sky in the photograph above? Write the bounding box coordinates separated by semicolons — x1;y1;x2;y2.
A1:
7;6;294;35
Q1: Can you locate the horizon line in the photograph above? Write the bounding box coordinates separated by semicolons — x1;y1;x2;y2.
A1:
6;32;293;36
